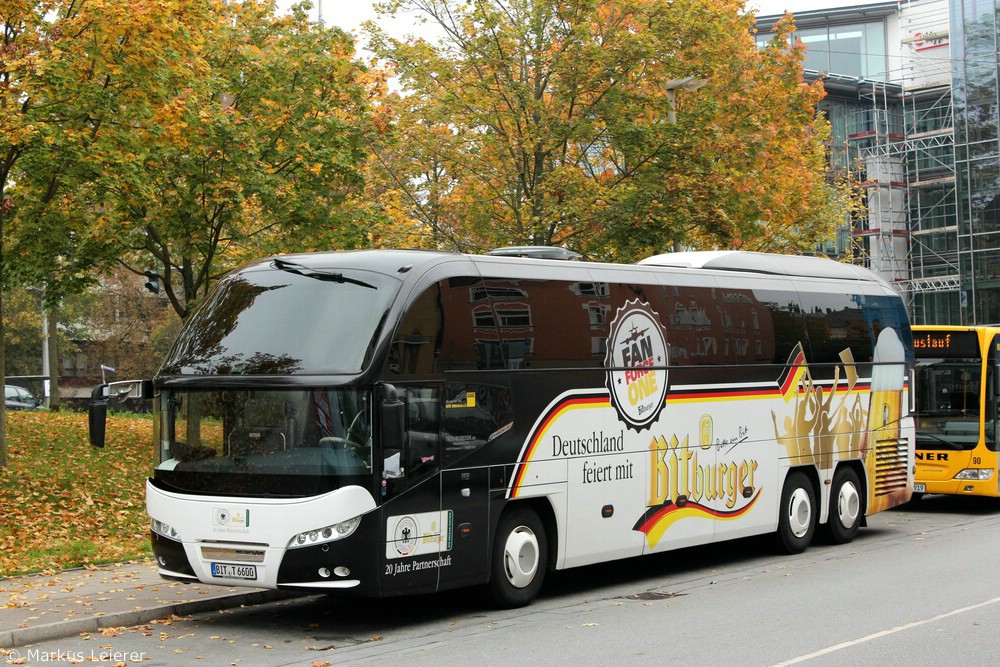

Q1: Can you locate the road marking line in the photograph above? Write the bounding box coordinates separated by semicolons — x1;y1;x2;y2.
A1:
772;595;1000;666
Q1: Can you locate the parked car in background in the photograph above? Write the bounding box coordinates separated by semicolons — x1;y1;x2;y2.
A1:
5;384;43;410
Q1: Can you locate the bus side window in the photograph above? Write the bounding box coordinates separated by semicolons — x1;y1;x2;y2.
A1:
442;384;513;465
403;386;440;477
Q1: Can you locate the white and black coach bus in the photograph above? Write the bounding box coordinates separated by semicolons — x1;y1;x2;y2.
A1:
90;248;914;607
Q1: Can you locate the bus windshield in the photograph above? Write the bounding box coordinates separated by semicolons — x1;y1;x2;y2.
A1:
153;388;373;497
160;264;399;376
914;358;982;450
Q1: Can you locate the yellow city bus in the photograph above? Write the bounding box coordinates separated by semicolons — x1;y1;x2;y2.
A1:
912;325;1000;498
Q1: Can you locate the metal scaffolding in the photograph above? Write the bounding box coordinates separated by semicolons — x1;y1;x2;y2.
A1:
846;2;958;322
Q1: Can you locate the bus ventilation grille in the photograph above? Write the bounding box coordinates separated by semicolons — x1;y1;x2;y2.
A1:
873;438;909;496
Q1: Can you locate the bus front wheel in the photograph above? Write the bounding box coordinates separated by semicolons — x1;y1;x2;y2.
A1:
489;506;547;608
776;471;815;554
826;467;862;544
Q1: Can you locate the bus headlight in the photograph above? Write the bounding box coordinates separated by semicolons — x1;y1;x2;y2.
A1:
151;518;180;540
954;469;994;481
287;516;361;549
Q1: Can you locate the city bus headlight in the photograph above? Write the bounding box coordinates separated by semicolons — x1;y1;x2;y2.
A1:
287;516;362;549
151;518;180;540
954;469;994;481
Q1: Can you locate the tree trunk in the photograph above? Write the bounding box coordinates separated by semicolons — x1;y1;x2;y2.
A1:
0;224;7;469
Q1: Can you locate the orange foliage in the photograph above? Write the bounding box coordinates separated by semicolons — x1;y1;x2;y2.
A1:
0;412;153;576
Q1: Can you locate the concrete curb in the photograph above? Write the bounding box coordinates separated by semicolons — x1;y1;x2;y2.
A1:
1;590;300;648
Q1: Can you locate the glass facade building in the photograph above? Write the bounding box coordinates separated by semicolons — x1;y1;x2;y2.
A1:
952;0;1000;324
756;0;1000;326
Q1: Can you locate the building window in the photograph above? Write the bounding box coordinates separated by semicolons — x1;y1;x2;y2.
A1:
776;21;887;80
495;307;531;328
591;337;607;355
473;307;495;328
587;304;607;326
470;286;527;302
572;282;609;297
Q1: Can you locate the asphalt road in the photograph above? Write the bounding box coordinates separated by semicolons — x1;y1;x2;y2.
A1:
10;494;1000;667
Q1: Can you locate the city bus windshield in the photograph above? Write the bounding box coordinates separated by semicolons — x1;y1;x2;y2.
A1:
153;388;373;497
914;358;982;450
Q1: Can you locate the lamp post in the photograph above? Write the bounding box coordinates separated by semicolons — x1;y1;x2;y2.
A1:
663;76;708;251
664;76;708;124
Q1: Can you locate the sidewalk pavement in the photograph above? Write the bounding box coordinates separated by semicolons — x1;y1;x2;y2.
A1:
0;560;297;648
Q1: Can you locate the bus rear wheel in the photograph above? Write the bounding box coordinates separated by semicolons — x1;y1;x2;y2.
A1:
776;471;815;554
489;506;547;608
826;467;862;544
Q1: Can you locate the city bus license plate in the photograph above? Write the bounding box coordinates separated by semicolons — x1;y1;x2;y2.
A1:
913;483;926;493
211;563;257;580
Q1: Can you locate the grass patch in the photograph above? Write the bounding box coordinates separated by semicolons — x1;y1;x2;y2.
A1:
0;411;153;577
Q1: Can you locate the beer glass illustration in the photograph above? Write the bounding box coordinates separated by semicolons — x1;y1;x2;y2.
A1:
867;327;905;513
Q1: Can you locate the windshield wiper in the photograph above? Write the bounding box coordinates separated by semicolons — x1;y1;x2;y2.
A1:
272;258;376;289
917;433;969;450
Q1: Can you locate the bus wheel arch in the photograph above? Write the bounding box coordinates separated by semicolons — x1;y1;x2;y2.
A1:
825;464;865;544
775;469;817;554
489;502;552;608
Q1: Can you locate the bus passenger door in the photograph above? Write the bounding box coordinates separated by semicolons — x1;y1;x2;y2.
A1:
989;335;1000;493
436;384;504;590
380;386;443;596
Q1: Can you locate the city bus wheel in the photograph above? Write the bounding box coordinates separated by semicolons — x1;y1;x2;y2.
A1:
826;467;862;544
489;507;547;608
775;471;815;554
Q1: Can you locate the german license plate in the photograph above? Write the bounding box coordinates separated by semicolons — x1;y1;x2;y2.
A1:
913;483;926;493
211;562;257;580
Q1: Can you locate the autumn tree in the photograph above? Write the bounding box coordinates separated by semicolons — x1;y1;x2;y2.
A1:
0;0;220;467
366;0;840;259
1;289;80;380
68;2;376;320
607;14;840;258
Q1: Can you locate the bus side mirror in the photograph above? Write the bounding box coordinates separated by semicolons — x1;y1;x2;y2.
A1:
88;380;153;448
89;384;108;448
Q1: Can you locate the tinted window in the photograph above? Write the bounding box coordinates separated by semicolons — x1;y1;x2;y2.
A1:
750;289;808;366
442;383;514;464
798;290;873;368
401;385;440;478
163;266;399;375
864;294;913;363
486;278;604;369
391;277;498;374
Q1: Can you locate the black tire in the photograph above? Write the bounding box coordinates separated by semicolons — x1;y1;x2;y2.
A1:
775;471;816;554
826;467;862;544
489;506;547;608
910;492;925;503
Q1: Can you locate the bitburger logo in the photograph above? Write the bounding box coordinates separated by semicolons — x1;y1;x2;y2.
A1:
605;299;668;431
